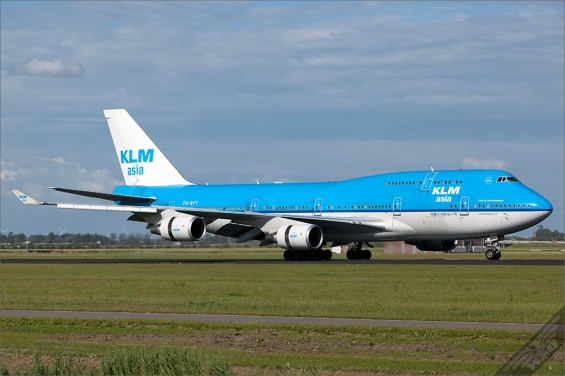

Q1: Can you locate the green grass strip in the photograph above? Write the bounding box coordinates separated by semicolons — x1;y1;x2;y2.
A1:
2;263;562;323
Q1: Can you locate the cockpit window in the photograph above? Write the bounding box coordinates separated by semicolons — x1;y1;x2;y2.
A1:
497;176;520;183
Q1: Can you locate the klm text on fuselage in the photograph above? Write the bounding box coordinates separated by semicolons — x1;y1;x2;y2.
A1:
120;149;154;176
432;186;461;203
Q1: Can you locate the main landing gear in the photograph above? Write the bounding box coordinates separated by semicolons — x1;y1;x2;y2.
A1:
485;238;502;260
346;242;372;260
283;248;332;261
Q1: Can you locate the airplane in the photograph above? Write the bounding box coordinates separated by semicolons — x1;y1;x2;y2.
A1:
12;109;553;261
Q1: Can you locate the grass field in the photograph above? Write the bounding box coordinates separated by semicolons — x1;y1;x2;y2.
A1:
1;263;562;323
1;316;563;375
1;248;563;374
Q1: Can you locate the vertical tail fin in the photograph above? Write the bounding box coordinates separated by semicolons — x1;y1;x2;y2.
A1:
104;109;194;186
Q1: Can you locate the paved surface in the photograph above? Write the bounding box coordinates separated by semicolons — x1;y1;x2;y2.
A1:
2;310;554;331
1;258;563;266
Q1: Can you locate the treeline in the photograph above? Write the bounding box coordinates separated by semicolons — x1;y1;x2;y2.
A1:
0;231;240;249
2;228;563;249
532;229;565;241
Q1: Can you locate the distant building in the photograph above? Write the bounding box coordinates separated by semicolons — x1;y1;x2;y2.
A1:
533;225;543;238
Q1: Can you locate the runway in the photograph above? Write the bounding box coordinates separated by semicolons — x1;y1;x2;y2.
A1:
1;258;563;266
1;309;554;331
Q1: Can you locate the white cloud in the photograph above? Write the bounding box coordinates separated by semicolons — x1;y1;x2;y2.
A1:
0;159;18;181
0;156;121;200
461;157;507;169
9;58;85;77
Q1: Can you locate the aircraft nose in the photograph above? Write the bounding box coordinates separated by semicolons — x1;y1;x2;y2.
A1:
533;192;553;221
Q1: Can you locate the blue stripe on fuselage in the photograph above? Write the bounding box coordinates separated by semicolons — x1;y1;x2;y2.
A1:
112;169;553;214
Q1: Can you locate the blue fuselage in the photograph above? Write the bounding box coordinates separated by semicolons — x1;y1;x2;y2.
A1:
113;169;552;241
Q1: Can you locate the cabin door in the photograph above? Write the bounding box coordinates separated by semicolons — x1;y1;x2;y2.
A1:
250;199;259;212
460;197;470;216
314;198;323;216
393;197;402;216
421;172;437;191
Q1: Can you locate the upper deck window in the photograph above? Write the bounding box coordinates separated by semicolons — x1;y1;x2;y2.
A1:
497;176;520;183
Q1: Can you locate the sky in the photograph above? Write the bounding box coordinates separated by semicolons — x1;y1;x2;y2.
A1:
1;1;563;237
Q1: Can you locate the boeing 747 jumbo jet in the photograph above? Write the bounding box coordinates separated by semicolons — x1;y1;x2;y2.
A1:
13;110;552;261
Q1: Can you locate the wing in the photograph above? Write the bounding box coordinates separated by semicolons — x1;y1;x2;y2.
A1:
47;187;156;204
12;189;386;237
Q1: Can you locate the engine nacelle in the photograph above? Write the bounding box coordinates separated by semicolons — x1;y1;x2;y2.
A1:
276;224;323;250
150;216;206;242
407;240;457;252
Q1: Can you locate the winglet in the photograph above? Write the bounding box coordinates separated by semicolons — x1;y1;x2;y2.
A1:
11;189;44;205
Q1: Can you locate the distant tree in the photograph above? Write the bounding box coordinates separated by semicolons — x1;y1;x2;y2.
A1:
118;232;127;245
59;233;73;244
533;228;565;241
81;233;92;244
45;232;55;245
72;234;81;245
127;233;141;247
15;233;26;244
109;233;117;245
28;234;43;244
89;233;105;245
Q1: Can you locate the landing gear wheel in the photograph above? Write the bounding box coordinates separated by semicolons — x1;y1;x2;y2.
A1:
494;250;501;260
346;250;355;260
324;249;332;260
283;249;293;261
293;250;302;261
314;250;324;261
485;249;495;260
362;250;372;260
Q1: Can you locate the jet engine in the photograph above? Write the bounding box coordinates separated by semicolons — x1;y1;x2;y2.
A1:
276;224;323;250
150;215;206;241
406;240;457;252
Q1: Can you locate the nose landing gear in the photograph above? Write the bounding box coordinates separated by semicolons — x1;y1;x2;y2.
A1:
485;248;501;260
485;238;502;260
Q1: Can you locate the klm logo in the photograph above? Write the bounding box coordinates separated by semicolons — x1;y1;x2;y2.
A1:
432;186;460;195
432;186;460;203
120;149;154;176
120;149;154;164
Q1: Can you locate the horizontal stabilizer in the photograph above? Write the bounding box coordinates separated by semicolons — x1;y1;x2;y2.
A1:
47;187;156;204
